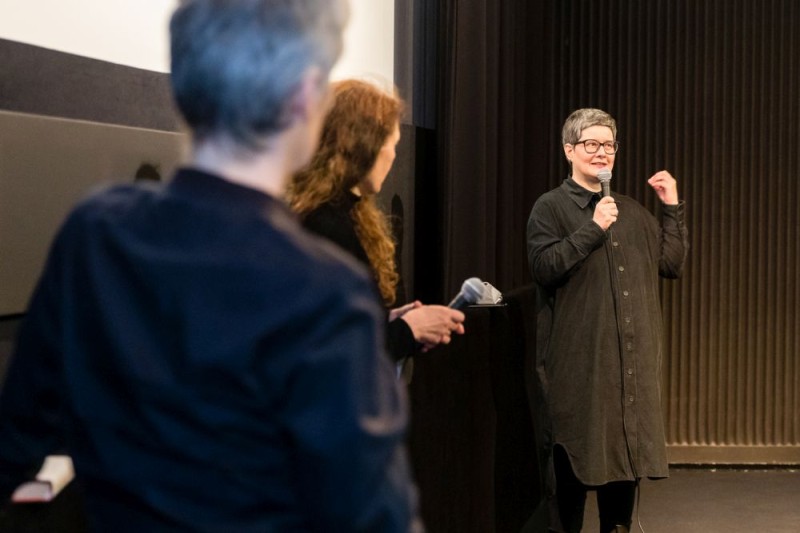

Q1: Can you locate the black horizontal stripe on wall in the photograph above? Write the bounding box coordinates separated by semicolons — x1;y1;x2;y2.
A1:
0;38;181;132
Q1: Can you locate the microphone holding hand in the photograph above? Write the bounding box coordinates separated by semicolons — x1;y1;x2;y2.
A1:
594;168;618;231
396;279;478;351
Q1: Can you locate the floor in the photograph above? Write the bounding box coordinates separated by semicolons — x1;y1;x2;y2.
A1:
582;468;800;533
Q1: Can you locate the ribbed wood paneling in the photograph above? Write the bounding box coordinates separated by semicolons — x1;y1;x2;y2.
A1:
543;0;800;462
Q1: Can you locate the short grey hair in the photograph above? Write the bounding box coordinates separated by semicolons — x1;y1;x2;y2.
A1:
170;0;349;151
561;108;617;145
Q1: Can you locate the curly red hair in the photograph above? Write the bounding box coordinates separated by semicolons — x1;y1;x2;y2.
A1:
288;79;403;305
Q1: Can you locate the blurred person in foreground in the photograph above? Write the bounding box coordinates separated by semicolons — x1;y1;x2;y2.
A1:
0;1;423;531
526;108;689;533
288;79;465;376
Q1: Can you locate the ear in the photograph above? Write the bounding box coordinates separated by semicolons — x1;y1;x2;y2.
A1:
288;66;328;122
563;143;574;163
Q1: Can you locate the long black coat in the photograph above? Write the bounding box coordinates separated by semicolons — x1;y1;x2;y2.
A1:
527;177;689;484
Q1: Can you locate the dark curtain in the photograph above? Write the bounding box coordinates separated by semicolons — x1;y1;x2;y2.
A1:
540;0;800;459
431;0;551;301
434;0;800;460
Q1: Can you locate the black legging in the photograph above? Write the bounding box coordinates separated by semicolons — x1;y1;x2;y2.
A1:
553;445;636;533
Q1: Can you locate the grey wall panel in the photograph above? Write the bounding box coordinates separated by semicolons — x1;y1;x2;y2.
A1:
0;110;187;315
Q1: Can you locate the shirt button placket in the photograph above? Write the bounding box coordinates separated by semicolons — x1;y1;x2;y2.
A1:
617;259;635;395
614;242;638;465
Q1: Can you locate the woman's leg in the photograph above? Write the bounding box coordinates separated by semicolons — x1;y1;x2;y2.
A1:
552;445;589;533
596;480;636;532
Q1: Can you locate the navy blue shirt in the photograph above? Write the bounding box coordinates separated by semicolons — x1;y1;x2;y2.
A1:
0;169;422;532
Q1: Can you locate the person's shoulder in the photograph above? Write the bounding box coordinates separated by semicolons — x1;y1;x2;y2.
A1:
530;185;568;216
301;199;363;252
293;226;369;282
305;199;345;218
613;194;660;227
303;199;351;230
535;182;570;203
614;193;649;212
76;181;157;211
266;208;371;289
60;182;152;231
261;218;381;328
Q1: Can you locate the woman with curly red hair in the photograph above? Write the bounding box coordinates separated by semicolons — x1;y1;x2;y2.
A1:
288;79;464;366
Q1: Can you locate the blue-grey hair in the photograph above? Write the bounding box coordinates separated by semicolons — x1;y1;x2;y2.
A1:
170;0;348;151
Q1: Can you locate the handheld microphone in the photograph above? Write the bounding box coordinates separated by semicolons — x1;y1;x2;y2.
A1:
598;168;612;198
448;277;485;310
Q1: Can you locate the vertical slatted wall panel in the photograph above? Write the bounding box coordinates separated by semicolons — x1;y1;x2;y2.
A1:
544;0;800;462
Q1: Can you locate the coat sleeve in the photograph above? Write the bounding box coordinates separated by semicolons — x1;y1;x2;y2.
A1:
526;196;607;288
385;319;417;363
659;202;690;279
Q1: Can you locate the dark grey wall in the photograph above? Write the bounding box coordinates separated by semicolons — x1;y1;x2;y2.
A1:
389;0;440;303
375;125;417;303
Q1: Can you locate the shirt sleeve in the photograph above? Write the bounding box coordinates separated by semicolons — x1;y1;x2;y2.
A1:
526;196;607;288
282;278;422;532
385;318;417;362
659;201;690;279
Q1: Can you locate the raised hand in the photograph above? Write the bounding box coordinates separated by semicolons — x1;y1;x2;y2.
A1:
648;170;679;205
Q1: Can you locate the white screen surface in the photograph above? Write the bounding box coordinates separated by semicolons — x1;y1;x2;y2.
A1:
0;0;394;80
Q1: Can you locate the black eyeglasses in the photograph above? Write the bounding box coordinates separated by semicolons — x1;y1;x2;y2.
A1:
573;139;619;155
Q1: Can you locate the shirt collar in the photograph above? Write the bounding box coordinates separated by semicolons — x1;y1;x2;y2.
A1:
167;167;292;216
561;176;601;210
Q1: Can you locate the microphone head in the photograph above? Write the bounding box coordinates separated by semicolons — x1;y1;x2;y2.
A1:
461;277;485;304
597;168;612;183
